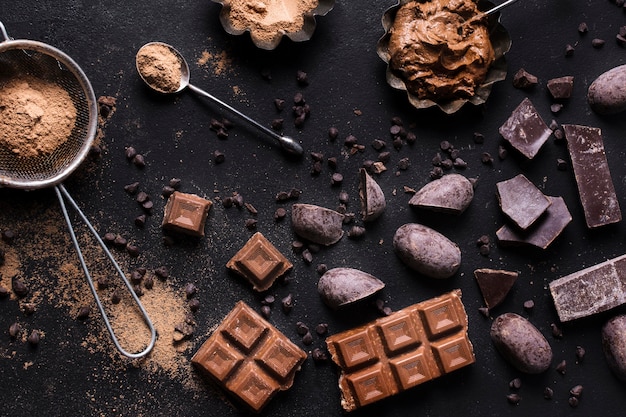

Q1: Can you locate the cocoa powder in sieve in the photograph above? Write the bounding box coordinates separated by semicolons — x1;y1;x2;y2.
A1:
136;43;183;93
0;75;77;158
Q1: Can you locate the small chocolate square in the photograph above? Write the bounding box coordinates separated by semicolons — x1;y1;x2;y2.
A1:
499;98;552;159
162;191;212;237
226;232;292;292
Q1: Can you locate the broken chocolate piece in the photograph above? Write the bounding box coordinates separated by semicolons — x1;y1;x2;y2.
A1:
359;168;386;221
496;196;572;249
326;290;474;411
512;68;538;89
547;76;574;100
499;98;552;159
474;269;518;309
549;254;626;322
496;174;551;230
162;191;212;237
191;301;306;412
226;232;293;292
563;124;621;228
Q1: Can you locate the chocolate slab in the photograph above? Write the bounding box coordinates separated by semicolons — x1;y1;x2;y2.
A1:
474;268;518;310
549;254;626;322
226;232;292;292
496;196;572;249
326;290;474;412
563;124;622;228
162;191;212;237
191;301;306;412
499;97;552;159
496;174;551;230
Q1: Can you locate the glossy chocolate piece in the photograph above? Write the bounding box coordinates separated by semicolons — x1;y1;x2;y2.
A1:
499;98;552;159
549;254;626;322
162;191;212;237
496;196;572;249
326;290;474;411
474;268;518;310
563;124;622;228
226;232;292;292
496;174;551;230
191;301;306;412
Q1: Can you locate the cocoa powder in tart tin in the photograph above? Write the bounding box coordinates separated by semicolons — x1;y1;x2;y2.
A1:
211;0;335;50
377;0;511;114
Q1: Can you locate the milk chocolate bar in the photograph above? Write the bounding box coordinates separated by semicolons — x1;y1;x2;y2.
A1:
226;232;292;292
326;290;474;412
191;301;306;412
162;191;212;237
549;254;626;322
563;124;621;228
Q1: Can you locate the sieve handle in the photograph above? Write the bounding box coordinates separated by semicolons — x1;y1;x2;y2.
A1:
0;21;11;42
54;184;156;359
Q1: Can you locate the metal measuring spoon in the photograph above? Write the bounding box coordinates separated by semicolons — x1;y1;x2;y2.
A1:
136;42;304;157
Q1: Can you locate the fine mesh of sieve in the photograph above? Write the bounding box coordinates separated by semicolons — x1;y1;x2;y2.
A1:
0;40;97;189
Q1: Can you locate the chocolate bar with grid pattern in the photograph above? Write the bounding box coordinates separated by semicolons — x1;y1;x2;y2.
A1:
326;289;474;411
192;301;306;412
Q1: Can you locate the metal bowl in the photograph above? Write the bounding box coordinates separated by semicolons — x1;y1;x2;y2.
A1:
377;0;511;114
212;0;335;50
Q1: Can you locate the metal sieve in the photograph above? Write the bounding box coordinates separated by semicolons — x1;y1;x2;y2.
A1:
0;22;155;358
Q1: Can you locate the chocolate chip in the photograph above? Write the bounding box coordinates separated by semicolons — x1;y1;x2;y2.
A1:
125;146;137;160
311;347;328;363
135;214;147;228
330;173;343;186
296;321;309;336
0;285;9;298
316;264;328;275
9;322;21;338
274;98;285;111
473;132;485;144
132;154;145;168
124;182;140;195
543;387;554;400
570;384;583;398
565;44;575;56
274;207;287;221
347;225;366;239
27;329;41;345
189;298;200;313
551;323;563;338
111;289;122;304
103;232;116;245
184;283;197;299
154;266;169;280
509;378;522;389
11;277;28;298
506;394;521;405
133;284;144;297
113;234;127;249
302;248;313;264
130;270;143;284
592;38;605;48
372;139;386;150
77;306;91;320
213;150;225;164
556;359;567;375
391;116;403;126
296;70;308;86
578;22;588;34
557;158;568;170
262;294;275;305
315;323;328;335
523;300;535;311
302;332;313;345
292;240;305;253
126;243;140;257
245;218;257;229
144;275;154;290
575;345;585;362
512;68;539;89
568;396;579;408
328;126;339;141
281;294;294;313
478;307;490;317
293;92;305;105
260;305;271;319
344;134;358;147
405;131;417;144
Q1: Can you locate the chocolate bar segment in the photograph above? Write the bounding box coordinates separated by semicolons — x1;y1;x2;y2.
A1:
326;290;474;412
563;124;621;228
226;232;293;292
499;98;552;159
162;191;212;237
496;196;572;249
549;254;626;322
496;174;551;230
192;301;306;412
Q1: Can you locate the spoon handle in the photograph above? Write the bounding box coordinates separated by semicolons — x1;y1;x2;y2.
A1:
187;83;303;156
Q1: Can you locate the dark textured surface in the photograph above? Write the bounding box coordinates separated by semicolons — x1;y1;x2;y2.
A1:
2;1;626;416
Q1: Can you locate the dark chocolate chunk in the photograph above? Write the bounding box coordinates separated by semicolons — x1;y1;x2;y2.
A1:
499;98;552;159
547;76;574;100
474;268;518;310
563;124;621;228
496;174;551;230
512;68;538;89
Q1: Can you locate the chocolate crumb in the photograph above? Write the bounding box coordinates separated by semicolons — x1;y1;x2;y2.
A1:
506;393;521;405
592;38;605;48
523;300;535;311
77;306;91;320
569;396;579;408
27;329;41;345
575;346;585;362
556;359;567;375
311;347;328;363
9;322;21;338
544;387;554;400
509;378;522;390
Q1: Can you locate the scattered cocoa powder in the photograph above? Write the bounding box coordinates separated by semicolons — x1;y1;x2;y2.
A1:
0;75;77;158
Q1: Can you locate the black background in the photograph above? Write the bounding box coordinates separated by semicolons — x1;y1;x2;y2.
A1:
2;1;626;416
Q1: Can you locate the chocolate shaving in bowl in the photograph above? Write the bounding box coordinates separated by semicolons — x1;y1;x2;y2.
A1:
0;75;77;158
